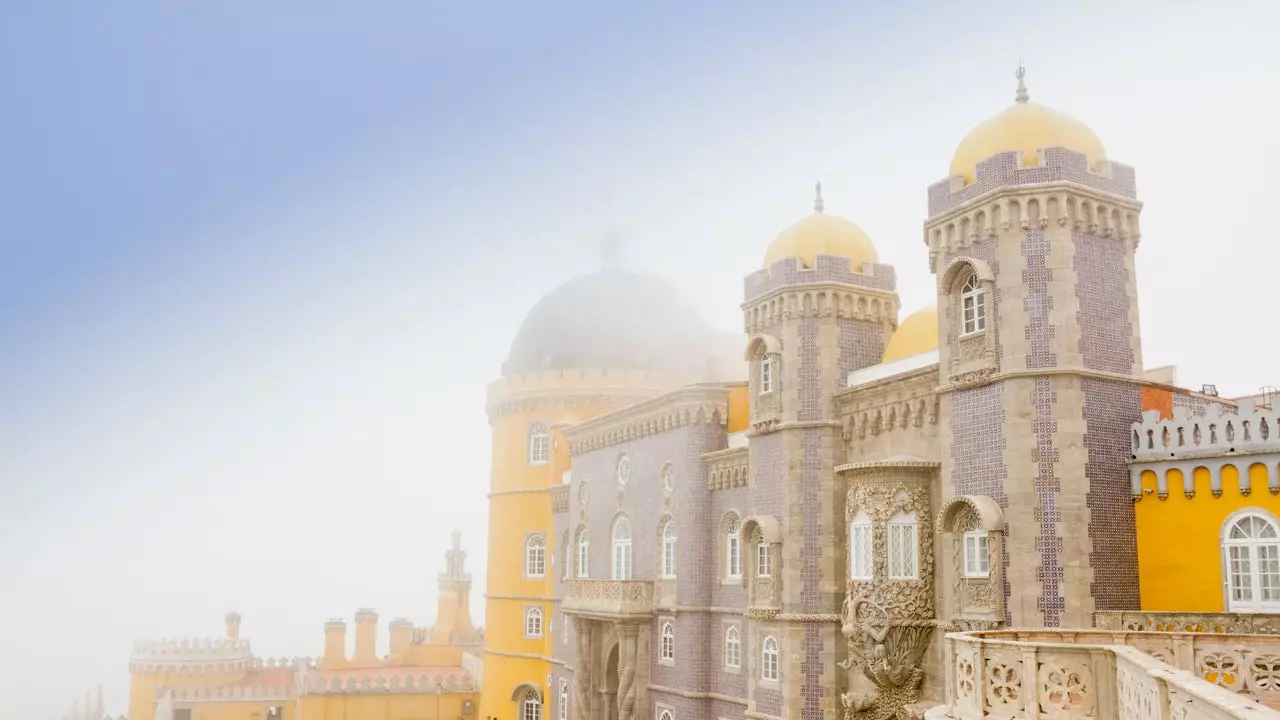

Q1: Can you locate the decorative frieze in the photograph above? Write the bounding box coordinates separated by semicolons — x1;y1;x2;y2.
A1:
742;284;899;334
561;580;654;619
564;387;729;455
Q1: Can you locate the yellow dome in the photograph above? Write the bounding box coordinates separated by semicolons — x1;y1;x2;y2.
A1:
949;70;1105;183
882;307;939;363
763;186;878;271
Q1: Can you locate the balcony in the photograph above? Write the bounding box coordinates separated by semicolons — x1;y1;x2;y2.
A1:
561;580;653;620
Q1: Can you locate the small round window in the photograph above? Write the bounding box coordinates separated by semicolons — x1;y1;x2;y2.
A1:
661;463;675;493
616;455;631;485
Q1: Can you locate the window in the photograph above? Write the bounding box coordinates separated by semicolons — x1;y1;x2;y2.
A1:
616;454;631;485
525;607;543;638
661;521;678;578
558;679;569;720
660;620;675;661
756;540;773;578
1224;511;1280;612
661;463;675;492
612;517;633;580
961;273;986;335
724;625;741;669
522;692;542;720
760;355;775;394
726;515;742;579
658;710;673;720
526;534;547;578
576;528;590;578
887;512;918;580
850;509;873;580
528;422;549;465
963;531;990;578
761;636;779;681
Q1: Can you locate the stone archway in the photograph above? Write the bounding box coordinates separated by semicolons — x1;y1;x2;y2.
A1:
602;644;619;720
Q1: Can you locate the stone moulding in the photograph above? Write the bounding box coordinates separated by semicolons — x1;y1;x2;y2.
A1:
1095;611;1280;635
564;386;729;455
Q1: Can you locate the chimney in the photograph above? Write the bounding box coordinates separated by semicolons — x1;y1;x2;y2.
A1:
388;618;413;658
353;608;379;663
225;611;242;643
323;619;347;667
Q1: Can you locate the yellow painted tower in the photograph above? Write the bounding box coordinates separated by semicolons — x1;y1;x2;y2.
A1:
477;256;717;720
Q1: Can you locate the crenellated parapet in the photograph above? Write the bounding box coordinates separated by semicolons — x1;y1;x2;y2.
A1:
563;384;729;455
302;671;476;695
129;637;253;675
1131;399;1279;461
486;368;693;421
743;254;896;301
131;637;251;658
927;146;1137;217
157;683;296;703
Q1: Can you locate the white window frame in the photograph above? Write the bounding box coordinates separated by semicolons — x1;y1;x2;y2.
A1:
1223;509;1280;613
761;635;779;681
887;511;919;580
724;625;741;669
524;606;543;638
961;273;986;336
558;679;568;720
726;515;742;580
616;454;631;485
756;540;773;578
963;530;991;579
525;534;547;578
661;521;678;579
612;517;633;580
576;528;590;578
759;355;775;394
659;620;675;662
528;422;549;465
849;509;873;581
522;692;542;720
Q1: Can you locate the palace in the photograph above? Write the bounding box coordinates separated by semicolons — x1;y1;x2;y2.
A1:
129;69;1280;720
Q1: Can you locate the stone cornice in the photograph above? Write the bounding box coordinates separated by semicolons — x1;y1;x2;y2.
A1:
836;458;941;474
648;685;747;706
704;446;748;490
742;283;899;334
484;648;566;666
936;366;1145;394
926;180;1142;229
565;385;729;456
833;364;938;401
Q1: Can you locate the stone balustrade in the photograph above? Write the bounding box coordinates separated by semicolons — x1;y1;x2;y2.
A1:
932;629;1280;719
1097;611;1280;635
561;580;654;619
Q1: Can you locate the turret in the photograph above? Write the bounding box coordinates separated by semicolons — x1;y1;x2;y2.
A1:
323;618;347;667
353;608;378;663
224;611;241;643
389;617;413;657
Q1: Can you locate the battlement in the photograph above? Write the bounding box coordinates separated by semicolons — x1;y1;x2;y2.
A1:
1131;399;1280;461
158;683;296;703
130;637;251;661
928;146;1137;218
303;670;477;695
743;254;896;302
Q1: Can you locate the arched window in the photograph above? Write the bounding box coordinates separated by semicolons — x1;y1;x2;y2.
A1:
760;355;776;394
887;511;919;580
522;690;542;720
724;625;741;669
849;509;873;580
524;607;543;638
1223;511;1280;612
756;538;773;578
658;710;673;720
616;454;631;485
612;517;633;580
961;273;986;335
761;635;779;681
558;680;569;720
576;528;590;578
661;521;678;578
963;530;990;578
528;422;549;465
525;534;547;578
726;514;742;579
660;620;675;661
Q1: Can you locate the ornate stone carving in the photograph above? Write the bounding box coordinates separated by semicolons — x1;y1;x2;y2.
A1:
950;367;995;390
573;618;591;720
837;593;933;720
957;335;989;363
615;623;639;720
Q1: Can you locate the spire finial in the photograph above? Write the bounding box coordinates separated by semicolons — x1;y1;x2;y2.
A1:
813;181;825;213
1015;62;1029;104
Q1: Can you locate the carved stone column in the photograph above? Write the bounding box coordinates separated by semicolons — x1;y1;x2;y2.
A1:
615;622;639;720
573;617;592;720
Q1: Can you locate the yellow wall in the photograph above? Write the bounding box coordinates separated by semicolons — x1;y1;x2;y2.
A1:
726;383;749;434
1136;462;1280;611
298;692;476;720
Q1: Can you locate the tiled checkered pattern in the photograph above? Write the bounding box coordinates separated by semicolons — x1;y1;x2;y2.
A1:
1082;379;1143;610
1074;232;1135;374
1022;229;1057;369
1031;377;1065;626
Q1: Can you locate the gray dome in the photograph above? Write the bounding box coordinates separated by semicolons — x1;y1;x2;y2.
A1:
503;268;712;377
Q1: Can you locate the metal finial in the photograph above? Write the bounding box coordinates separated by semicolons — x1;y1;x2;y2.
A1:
813;182;825;213
1015;63;1029;104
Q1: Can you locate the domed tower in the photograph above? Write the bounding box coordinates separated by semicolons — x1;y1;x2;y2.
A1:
926;68;1144;628
740;187;898;720
478;255;716;720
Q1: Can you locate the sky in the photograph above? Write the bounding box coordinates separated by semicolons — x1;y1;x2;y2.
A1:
2;0;1279;716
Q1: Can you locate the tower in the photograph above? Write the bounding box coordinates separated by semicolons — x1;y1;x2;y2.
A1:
478;250;717;720
740;187;899;720
432;529;479;644
927;68;1145;627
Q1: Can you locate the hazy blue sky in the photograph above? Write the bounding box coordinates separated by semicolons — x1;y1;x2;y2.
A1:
3;1;1278;717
